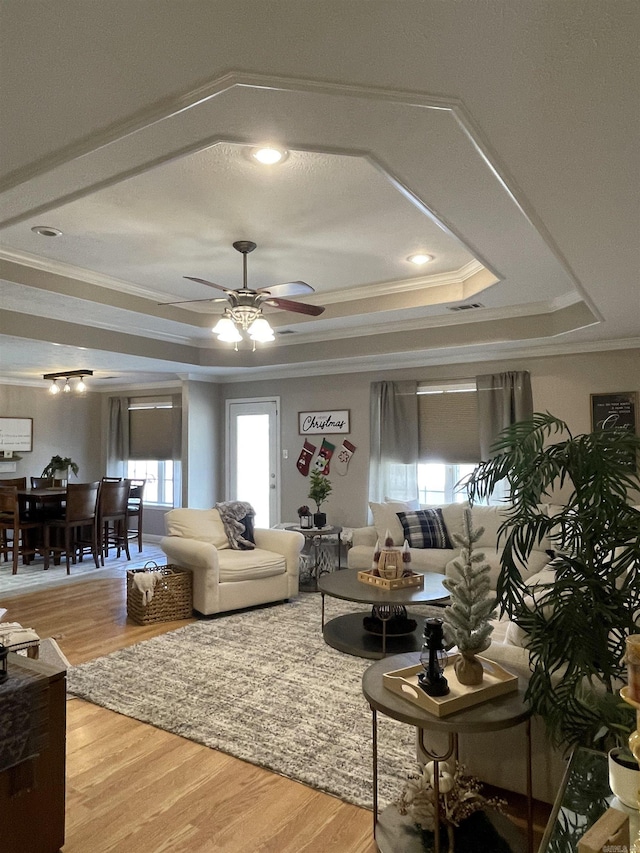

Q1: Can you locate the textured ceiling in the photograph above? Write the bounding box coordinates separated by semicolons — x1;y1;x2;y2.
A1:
0;2;638;389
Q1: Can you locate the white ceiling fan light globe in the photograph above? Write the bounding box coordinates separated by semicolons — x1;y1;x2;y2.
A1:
212;316;242;342
49;379;60;395
248;316;275;342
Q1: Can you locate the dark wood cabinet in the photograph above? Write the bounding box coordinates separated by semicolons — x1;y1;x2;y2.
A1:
0;654;66;853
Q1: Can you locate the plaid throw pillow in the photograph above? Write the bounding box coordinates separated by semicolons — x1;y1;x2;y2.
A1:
396;508;453;549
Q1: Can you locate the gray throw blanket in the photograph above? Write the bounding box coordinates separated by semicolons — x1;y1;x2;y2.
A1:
215;501;255;550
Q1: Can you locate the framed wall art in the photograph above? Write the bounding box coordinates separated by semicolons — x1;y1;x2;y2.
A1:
298;410;350;435
590;392;637;434
0;417;33;451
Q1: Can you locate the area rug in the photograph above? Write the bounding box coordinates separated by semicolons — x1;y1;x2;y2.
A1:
67;595;444;810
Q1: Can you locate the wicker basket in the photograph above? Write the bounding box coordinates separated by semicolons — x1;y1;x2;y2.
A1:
126;563;193;625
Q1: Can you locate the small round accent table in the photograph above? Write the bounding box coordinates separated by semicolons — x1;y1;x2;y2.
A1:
318;569;449;659
362;651;533;853
290;525;342;590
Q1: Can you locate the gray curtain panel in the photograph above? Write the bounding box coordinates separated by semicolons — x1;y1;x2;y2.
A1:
476;371;533;459
369;380;419;503
106;396;129;478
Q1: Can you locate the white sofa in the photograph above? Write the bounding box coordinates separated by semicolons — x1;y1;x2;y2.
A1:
350;500;565;802
348;500;553;591
160;508;304;616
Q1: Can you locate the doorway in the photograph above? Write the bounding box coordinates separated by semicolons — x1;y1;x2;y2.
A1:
226;398;280;528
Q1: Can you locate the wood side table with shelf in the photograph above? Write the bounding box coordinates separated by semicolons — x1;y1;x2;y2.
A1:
362;651;533;853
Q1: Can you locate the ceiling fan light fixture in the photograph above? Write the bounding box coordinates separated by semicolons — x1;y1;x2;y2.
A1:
213;314;243;343
250;146;288;165
248;316;275;342
49;379;60;395
407;253;433;265
63;377;72;393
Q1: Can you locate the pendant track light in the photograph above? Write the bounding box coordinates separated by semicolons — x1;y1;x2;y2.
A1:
44;370;93;395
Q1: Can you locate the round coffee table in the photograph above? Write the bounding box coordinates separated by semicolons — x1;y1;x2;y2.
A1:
318;568;449;659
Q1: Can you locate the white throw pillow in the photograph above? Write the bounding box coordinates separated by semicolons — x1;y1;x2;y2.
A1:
369;500;418;546
164;508;229;549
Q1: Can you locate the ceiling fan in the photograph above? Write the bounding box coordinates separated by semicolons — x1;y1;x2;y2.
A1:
160;241;326;330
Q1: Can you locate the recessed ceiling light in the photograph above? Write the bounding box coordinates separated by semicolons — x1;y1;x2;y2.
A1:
250;146;288;165
31;225;62;237
407;253;433;265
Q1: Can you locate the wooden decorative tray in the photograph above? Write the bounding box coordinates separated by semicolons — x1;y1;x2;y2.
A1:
383;654;518;717
357;570;424;590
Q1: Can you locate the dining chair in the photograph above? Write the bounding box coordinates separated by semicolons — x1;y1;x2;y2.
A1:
0;477;30;562
30;477;64;488
126;479;145;553
0;477;27;488
98;479;131;565
43;482;100;573
0;486;42;574
28;477;66;524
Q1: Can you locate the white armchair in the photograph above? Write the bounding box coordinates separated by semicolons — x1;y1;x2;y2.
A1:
160;508;304;616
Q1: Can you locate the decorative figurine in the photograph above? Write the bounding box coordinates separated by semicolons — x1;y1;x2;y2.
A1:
418;617;450;697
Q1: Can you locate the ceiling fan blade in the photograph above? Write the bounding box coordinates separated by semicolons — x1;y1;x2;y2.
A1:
158;297;227;306
262;297;325;316
257;280;315;298
183;276;231;293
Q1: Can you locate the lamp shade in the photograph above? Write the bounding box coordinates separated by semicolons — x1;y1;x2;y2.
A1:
248;316;275;342
213;315;242;342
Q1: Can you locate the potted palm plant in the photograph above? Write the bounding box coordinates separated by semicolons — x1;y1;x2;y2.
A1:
42;455;79;483
463;413;640;766
308;471;332;528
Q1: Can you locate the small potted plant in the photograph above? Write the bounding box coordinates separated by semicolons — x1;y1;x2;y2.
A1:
307;471;332;528
42;455;79;483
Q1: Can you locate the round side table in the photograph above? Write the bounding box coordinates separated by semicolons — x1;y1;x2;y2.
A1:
362;651;533;853
290;525;342;589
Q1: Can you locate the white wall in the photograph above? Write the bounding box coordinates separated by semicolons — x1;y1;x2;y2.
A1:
2;346;637;528
220;348;640;527
0;384;102;483
182;379;222;509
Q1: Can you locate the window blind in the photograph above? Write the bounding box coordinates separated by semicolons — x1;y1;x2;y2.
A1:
418;388;480;464
128;397;179;460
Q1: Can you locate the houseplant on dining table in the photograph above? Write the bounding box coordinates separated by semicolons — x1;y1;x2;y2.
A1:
41;455;79;483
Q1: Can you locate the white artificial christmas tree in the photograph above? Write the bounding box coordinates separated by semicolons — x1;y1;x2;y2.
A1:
443;508;497;685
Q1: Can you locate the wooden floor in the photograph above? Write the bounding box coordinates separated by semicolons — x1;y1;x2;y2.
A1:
4;575;551;852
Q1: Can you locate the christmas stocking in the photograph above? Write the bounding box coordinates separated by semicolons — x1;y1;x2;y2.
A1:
335;439;356;476
296;440;316;476
312;438;335;475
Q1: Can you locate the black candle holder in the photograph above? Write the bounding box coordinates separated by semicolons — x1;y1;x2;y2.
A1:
0;643;8;684
418;617;450;696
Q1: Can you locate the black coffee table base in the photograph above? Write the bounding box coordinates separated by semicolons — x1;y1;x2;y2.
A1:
322;610;426;659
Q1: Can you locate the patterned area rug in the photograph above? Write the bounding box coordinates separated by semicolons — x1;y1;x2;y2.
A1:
68;595;444;810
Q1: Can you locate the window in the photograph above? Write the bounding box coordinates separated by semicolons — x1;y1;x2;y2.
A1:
127;397;180;507
417;462;476;506
417;383;480;505
126;460;174;506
